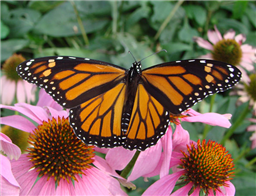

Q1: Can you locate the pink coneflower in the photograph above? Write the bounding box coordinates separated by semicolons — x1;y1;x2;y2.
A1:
0;54;35;105
194;26;256;83
142;139;235;196
0;54;36;105
104;109;233;182
0;132;21;195
248;118;256;149
0;103;127;195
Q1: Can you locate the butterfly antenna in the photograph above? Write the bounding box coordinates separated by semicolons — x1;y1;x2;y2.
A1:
128;51;137;62
139;49;167;63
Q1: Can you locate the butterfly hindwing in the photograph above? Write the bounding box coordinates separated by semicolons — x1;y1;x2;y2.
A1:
123;84;169;150
17;56;126;108
69;83;127;148
141;59;241;114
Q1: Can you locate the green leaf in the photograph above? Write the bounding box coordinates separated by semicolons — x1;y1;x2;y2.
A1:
126;3;150;29
232;172;256;196
28;1;65;13
246;5;256;28
151;1;174;23
113;33;164;69
34;48;109;62
1;39;29;61
1;21;10;39
232;1;248;19
2;8;41;38
184;5;206;26
178;21;199;43
162;42;191;54
218;19;248;35
33;1;110;37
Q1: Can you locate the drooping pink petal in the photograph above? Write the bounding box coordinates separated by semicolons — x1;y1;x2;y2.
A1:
16;80;26;103
2;78;15;105
93;155;124;180
143;154;164;178
37;89;62;111
160;127;173;178
24;81;36;103
0;115;36;133
0;103;49;124
223;29;236;40
224;181;236;196
28;175;56;196
207;26;222;44
76;167;127;195
198;53;213;59
248;118;256;123
190;186;201;196
240;60;255;71
56;180;74;195
236;66;250;84
128;141;162;182
172;124;190;152
235;34;246;45
248;125;256;131
11;154;39;196
0;133;21;160
105;147;135;171
46;106;68;119
0;155;20;188
142;170;185;196
171;181;193;196
193;37;213;50
182;109;231;128
0;176;20;196
241;44;256;53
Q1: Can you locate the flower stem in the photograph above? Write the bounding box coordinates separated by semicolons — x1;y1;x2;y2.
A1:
202;94;216;139
120;150;141;179
220;103;250;145
246;156;256;168
70;1;89;46
154;0;184;41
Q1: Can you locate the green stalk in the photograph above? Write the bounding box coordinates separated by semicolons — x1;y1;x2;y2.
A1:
154;0;184;41
220;104;250;145
245;156;256;168
120;150;141;178
70;1;89;46
202;94;216;139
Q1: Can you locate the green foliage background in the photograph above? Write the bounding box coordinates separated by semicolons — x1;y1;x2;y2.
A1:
1;1;256;195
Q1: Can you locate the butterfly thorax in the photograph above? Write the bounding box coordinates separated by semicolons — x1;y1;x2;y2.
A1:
121;61;142;133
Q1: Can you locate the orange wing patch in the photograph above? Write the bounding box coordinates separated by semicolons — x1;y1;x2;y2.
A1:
123;84;169;150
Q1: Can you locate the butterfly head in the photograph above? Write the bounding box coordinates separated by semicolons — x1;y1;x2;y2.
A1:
132;61;142;74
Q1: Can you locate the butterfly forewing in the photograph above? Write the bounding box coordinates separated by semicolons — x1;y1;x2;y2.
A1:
141;59;241;114
17;56;126;108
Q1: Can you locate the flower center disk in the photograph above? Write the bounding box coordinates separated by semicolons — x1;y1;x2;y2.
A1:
212;39;242;66
180;139;235;194
27;117;94;184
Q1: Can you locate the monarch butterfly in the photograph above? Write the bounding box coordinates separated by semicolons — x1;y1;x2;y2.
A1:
17;55;241;150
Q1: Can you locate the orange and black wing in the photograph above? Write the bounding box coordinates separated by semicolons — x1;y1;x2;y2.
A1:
123;84;169;151
17;56;126;108
141;59;241;115
69;83;127;148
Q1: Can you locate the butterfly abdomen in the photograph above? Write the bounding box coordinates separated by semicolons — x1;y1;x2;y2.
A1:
121;62;142;134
